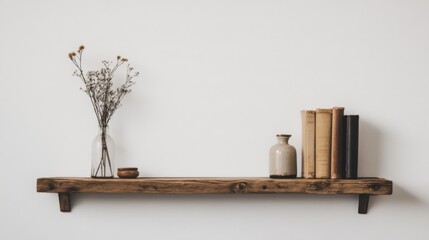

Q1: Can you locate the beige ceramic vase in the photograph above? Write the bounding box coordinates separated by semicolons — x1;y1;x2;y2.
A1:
269;134;297;178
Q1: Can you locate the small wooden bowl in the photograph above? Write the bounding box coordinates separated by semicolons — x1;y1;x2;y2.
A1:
118;167;138;171
117;168;139;178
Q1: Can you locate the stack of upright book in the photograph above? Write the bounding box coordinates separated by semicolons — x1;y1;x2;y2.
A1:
301;107;359;179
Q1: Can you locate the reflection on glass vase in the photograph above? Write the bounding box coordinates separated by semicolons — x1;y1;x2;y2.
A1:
91;126;115;178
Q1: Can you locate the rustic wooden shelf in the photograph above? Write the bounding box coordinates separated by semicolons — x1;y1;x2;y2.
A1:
37;177;392;214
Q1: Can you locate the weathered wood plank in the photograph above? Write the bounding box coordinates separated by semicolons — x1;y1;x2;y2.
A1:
37;177;393;195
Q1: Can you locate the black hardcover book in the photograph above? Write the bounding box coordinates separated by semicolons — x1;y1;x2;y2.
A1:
345;115;359;179
342;116;347;178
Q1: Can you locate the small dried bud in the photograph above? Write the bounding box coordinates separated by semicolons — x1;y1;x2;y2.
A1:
68;52;76;60
121;58;128;62
117;55;121;60
78;45;85;52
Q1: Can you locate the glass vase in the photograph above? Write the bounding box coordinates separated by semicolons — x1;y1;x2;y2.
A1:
91;126;115;178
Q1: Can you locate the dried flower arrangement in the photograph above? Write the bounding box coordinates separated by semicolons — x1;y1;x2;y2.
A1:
68;45;139;178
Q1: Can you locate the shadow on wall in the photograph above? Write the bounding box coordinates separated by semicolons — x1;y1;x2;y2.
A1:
70;193;358;214
68;186;424;214
370;183;426;212
359;119;384;177
360;120;425;209
391;184;424;205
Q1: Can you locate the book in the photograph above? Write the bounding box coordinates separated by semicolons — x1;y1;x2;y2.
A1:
331;107;345;179
341;116;347;178
301;110;316;178
315;108;332;179
345;115;359;179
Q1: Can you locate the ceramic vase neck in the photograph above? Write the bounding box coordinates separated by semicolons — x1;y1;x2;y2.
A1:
276;134;291;144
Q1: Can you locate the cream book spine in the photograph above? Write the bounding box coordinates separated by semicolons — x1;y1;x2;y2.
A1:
315;108;332;179
301;110;316;178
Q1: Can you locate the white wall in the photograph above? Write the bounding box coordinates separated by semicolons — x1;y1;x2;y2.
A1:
1;0;428;239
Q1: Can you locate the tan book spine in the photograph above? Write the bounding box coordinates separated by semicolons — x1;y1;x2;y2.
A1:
301;110;316;178
315;108;332;179
331;107;345;179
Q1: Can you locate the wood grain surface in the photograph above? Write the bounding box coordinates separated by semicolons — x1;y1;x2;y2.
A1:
37;177;392;195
